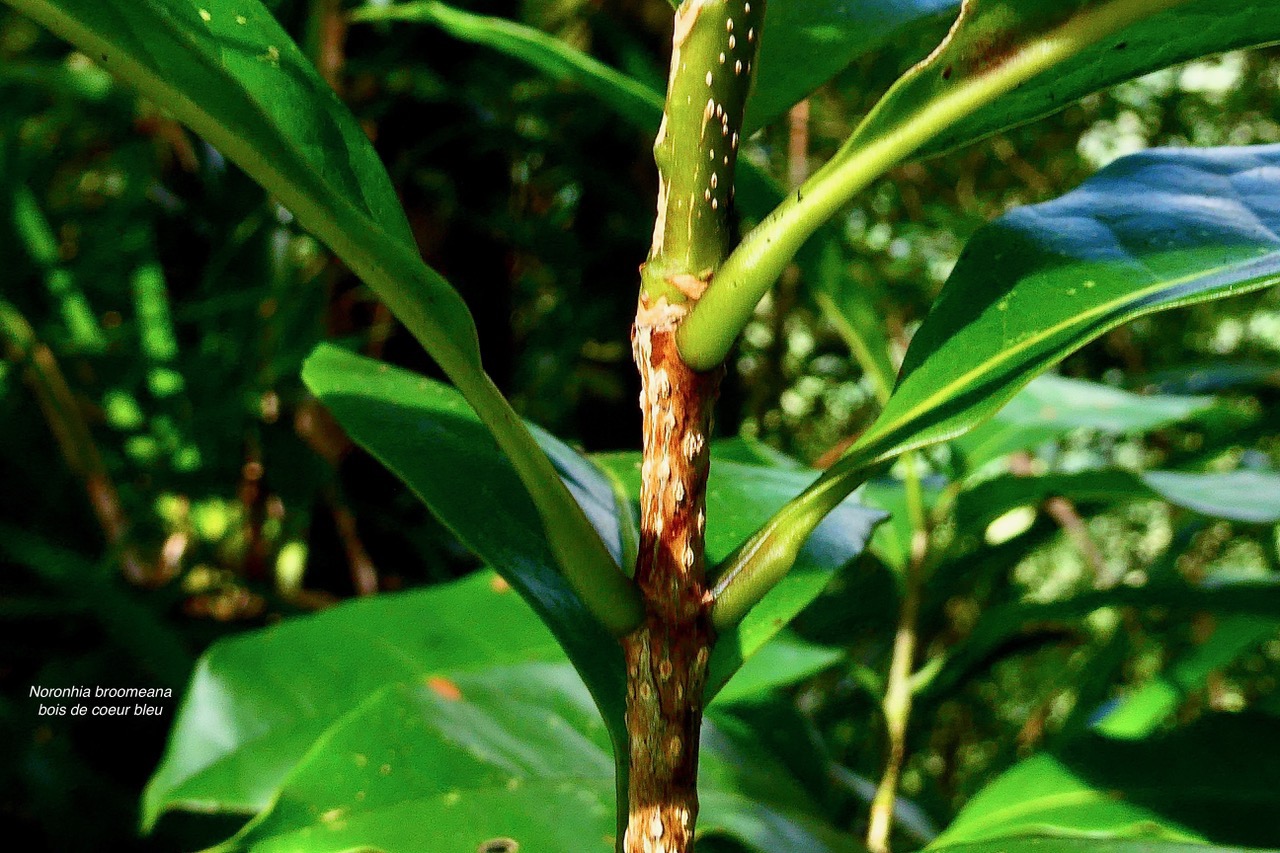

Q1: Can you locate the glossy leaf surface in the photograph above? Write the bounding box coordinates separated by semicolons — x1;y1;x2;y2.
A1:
301;346;628;742
593;450;883;697
931;716;1280;848
833;145;1280;481
219;663;855;853
143;571;564;826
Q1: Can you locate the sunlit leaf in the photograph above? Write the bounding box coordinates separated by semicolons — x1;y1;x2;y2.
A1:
831;145;1280;483
929;716;1280;848
300;346;629;750
142;571;565;828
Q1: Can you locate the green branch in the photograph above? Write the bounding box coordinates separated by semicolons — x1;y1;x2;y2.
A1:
677;0;1189;371
642;0;764;305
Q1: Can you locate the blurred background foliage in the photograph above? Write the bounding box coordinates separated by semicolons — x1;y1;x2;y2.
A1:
0;0;1278;850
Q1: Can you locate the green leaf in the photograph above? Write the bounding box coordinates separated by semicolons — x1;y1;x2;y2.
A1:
684;0;1280;369
593;450;884;698
1094;615;1280;739
5;0;626;635
1141;470;1280;525
832;144;1280;485
929;716;1280;849
746;0;958;133
955;375;1215;473
142;571;565;828
218;663;854;853
957;469;1280;534
300;346;631;746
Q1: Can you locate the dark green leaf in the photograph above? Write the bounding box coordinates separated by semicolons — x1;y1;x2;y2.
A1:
2;0;477;375
929;716;1280;848
1094;615;1279;739
218;663;855;853
5;0;627;635
709;631;843;706
300;346;629;748
142;571;565;828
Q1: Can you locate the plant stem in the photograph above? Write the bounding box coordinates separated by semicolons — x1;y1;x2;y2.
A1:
624;301;720;853
867;452;928;853
677;0;1192;371
623;2;762;850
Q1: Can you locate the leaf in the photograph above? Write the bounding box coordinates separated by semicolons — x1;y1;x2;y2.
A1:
957;469;1280;534
5;0;623;632
954;374;1215;473
593;450;884;698
929;715;1280;849
746;0;959;133
300;346;630;749
831;144;1280;483
218;663;855;853
849;0;1280;162
142;571;566;828
1141;470;1280;525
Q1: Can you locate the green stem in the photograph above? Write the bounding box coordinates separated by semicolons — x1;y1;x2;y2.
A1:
677;0;1191;371
867;452;928;853
710;447;879;629
641;0;764;305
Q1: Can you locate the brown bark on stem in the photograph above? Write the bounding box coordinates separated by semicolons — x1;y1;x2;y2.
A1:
622;297;721;853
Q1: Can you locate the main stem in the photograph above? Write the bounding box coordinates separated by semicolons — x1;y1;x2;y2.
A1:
623;299;719;852
623;1;761;850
